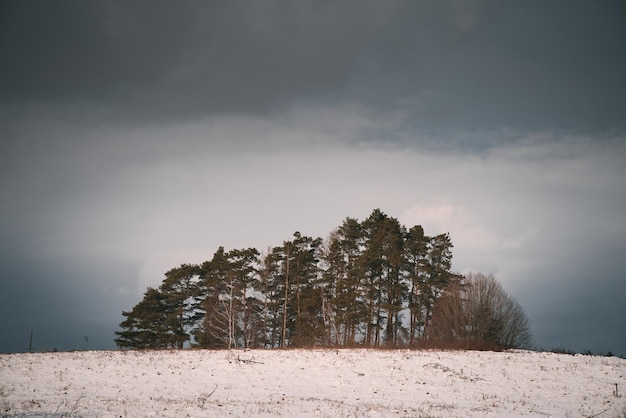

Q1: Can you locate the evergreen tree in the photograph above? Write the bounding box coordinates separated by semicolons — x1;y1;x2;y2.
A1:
227;247;261;348
361;209;408;346
337;217;367;345
159;264;202;349
268;232;324;347
419;233;455;337
115;264;202;350
288;232;323;346
258;247;284;348
361;209;386;346
194;247;232;348
319;218;367;346
381;216;408;347
405;225;430;344
115;287;175;349
194;247;261;349
318;230;344;345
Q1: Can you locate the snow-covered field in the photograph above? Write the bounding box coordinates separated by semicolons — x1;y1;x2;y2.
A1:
1;349;625;417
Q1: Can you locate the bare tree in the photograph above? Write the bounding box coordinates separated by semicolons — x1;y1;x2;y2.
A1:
429;272;532;350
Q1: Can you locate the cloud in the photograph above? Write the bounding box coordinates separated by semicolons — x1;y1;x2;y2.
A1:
4;107;623;289
0;1;401;118
1;1;625;354
3;1;624;131
402;203;498;250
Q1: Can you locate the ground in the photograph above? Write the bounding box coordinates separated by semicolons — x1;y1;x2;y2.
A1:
1;348;625;417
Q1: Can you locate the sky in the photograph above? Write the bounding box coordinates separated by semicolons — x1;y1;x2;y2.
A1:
1;0;625;354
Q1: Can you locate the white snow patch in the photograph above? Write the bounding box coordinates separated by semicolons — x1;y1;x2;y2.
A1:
1;349;625;417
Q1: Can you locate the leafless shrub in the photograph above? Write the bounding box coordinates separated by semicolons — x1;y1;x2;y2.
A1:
428;273;533;350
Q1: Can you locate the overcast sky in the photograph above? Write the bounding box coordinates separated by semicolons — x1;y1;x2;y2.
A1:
1;1;625;354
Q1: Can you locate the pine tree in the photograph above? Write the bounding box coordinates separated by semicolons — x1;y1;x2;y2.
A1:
318;230;344;345
405;225;430;344
227;247;261;348
318;218;368;346
115;264;202;350
337;217;366;345
361;210;410;346
258;247;284;348
194;247;261;348
194;247;232;348
115;288;173;349
159;264;202;349
361;210;385;346
421;233;455;335
288;232;323;346
267;232;324;347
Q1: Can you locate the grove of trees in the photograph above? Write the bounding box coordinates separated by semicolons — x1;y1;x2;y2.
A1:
115;209;532;350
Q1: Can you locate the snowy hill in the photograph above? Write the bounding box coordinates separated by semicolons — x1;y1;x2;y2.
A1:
2;349;625;417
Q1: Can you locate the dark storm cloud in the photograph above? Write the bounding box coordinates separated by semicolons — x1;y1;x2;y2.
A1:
2;1;624;131
0;1;204;105
0;0;402;119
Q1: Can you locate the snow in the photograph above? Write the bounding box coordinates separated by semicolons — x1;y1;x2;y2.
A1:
1;349;625;417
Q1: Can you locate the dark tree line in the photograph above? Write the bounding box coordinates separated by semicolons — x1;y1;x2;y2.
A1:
115;209;531;350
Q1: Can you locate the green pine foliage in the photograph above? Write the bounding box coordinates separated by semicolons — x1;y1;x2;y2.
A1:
114;287;176;349
115;209;531;350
